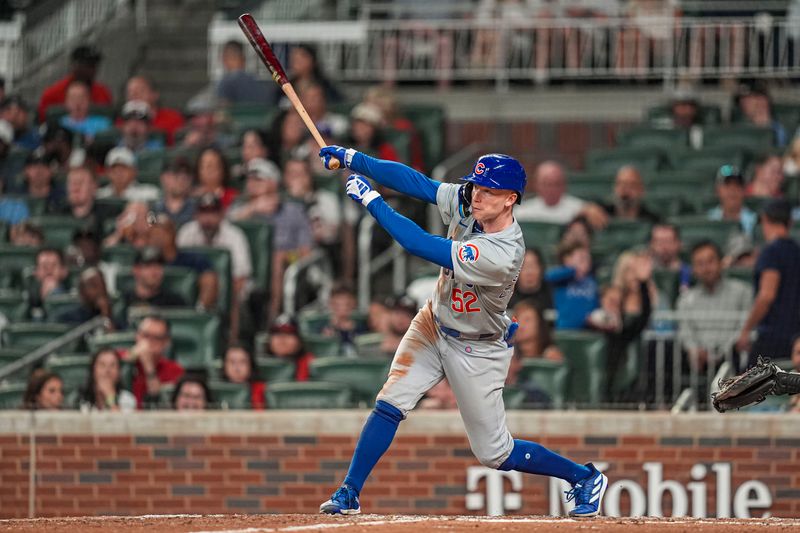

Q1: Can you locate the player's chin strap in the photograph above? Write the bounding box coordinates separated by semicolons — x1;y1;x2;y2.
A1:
458;183;473;218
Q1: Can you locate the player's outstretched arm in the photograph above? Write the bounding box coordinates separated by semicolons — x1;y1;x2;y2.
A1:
345;174;453;269
320;146;440;204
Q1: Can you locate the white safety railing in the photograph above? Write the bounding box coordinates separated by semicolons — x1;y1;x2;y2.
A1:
0;14;23;91
209;16;800;90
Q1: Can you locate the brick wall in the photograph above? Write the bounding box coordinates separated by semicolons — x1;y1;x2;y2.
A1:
1;412;799;518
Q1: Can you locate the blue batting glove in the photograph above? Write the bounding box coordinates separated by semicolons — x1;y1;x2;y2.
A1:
319;145;357;170
504;318;519;347
345;174;381;207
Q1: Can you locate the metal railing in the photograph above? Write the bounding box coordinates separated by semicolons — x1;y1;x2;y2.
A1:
356;216;407;311
282;248;334;315
209;16;800;90
0;14;22;91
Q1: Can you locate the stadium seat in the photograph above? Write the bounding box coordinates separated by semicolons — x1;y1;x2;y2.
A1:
0;348;32;381
136;150;166;185
0;382;27;409
670;217;742;250
594;220;652;250
772;103;800;135
116;265;198;305
232;220;272;292
0;221;6;242
585;146;665;175
0;289;28;322
45;354;91;393
227;103;277;133
309;357;390;405
0;245;39;289
303;334;343;357
208;381;251;409
87;331;137;353
179;247;231;315
43;293;82;320
616;126;689;150
25;197;47;216
667;149;745;176
354;332;386;358
502;385;526;410
568;171;615;202
641;193;685;219
553;330;606;405
645;103;722;126
255;357;296;383
93;128;122;147
102;245;138;267
129;308;221;371
265;381;354;409
518;221;563;250
652;269;680;308
516;358;568;409
2;323;77;352
703;125;776;152
298;310;331;336
403;104;445;172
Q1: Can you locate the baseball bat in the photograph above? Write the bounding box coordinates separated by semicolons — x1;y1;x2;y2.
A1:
238;13;340;170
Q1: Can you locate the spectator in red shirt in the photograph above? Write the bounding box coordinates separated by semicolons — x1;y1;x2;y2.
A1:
363;85;425;171
125;75;184;146
347;103;399;163
265;315;315;381
194;146;238;209
126;314;184;409
38;45;112;123
221;345;265;409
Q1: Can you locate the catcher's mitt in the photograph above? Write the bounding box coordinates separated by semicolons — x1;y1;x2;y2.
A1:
711;356;780;413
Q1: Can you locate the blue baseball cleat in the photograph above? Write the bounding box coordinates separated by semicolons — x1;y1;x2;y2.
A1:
565;463;608;517
319;485;361;515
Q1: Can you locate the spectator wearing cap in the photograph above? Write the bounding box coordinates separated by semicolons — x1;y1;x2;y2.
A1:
346;103;399;163
147;216;218;312
118;100;164;153
120;247;188;323
54;267;115;327
601;165;660;223
125;314;184;409
363;86;425;171
24;148;64;212
747;153;785;199
228;157;313;318
321;282;367;354
59;79;112;139
300;82;348;141
668;91;701;130
734;83;787;148
38;45;113;123
1;95;40;150
736;200;800;368
177;193;252;336
216;40;277;106
193;146;238;209
181;97;233;149
151;157;197;228
125;75;184;146
265;315;315;381
96;147;160;202
708;165;757;238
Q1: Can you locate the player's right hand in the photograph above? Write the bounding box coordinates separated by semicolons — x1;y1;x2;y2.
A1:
319;145;356;170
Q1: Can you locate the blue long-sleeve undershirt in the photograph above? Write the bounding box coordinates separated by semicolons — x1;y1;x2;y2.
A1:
351;152;440;204
366;197;453;269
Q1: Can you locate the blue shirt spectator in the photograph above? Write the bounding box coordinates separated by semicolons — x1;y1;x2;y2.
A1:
217;41;277;106
58;79;112;139
545;243;599;330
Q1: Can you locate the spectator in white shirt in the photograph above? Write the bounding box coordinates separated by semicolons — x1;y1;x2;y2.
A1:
96;147;160;202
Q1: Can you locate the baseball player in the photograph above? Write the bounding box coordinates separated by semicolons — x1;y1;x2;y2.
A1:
317;146;608;517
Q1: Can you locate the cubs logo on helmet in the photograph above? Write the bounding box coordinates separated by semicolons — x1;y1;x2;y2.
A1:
474;162;486;175
458;243;480;263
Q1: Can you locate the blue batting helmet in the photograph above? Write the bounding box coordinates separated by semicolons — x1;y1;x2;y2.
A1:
461;154;527;204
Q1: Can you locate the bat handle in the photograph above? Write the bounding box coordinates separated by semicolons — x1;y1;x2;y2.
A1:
328;159;341;170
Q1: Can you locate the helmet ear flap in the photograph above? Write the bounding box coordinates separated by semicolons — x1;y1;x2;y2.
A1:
458;182;473;217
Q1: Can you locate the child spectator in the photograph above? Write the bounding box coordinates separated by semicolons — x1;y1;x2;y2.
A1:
79;349;136;412
172;375;211;411
265;315;315;381
22;369;63;410
346;103;399;162
509;248;553;312
545;241;599;330
221;345;265;409
511;300;562;361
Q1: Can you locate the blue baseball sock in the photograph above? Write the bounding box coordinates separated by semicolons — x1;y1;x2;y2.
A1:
498;439;591;484
342;400;404;494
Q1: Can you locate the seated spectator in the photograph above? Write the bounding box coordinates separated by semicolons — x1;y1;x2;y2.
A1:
668;91;701;130
24;147;64;212
418;379;458;410
264;315;314;381
367;297;391;336
193;146;237;209
120;247;187;319
1;95;40;150
288;44;342;104
512;300;562;360
125;75;184;146
363;85;424;171
9;222;43;247
559;215;594;249
784;137;800;179
234;128;270;181
177;193;252;335
0;172;29;225
602;165;660;223
346;103;399;162
79;349;136;412
515;161;607;226
125;314;184;409
221;345;265;409
38;45;112;123
216;40;277;106
54;267;114;326
29;247;69;319
117;100;164;153
22;369;63;410
545;240;599;330
269;109;310;166
96;147;160;202
509;248;553;312
677;241;752;373
321;283;367;353
708;165;757;237
301;82;348;141
40;123;74;170
102;201;151;248
59;79;112;139
147;216;218;311
172;375;211;411
151;157;197;228
747;153;785;198
181;98;232;149
380;295;418;356
734;83;787;147
648;223;691;292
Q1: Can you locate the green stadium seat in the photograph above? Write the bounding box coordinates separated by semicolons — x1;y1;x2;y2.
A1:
616;126;689;150
703;125;775;152
568;171;615;202
667;149;745;176
116;266;198;305
670;217;742;250
652;269;680;308
265;381;353;409
0;382;27;409
309;357;390;405
772;103;800;134
25;197;47;216
0;245;39;288
93;128;122;147
585;146;665;175
87;331;137;353
232;220;272;292
298;310;331;336
43;293;82;320
645;103;722;126
2;323;77;352
594;220;652;250
518;221;563;250
516;358;568;409
255;357;296;383
553;330;606;405
102;244;138;267
129;308;221;371
354;332;386;358
227;103;277;132
0;348;33;381
0;289;28;322
0;220;7;242
31;216;92;248
641;193;685;219
403;104;445;172
502;385;526;410
45;354;91;393
303;334;343;357
136;150;166;185
179;247;231;315
208;381;251;409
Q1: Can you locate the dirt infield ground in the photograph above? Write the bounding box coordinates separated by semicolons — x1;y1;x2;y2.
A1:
0;514;798;532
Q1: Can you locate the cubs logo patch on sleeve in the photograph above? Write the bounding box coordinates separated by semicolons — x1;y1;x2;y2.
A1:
458;243;480;263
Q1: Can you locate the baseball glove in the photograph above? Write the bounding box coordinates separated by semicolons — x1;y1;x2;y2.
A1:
711;356;780;413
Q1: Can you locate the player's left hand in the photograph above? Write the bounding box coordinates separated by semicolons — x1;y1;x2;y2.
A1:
320;145;357;170
346;174;382;207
